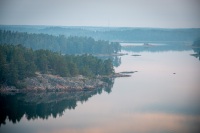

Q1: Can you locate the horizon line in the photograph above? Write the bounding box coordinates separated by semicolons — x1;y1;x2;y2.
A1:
0;24;200;29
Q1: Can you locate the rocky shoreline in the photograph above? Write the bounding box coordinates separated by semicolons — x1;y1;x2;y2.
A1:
0;72;132;94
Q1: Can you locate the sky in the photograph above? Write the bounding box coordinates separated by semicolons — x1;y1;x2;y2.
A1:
0;0;200;28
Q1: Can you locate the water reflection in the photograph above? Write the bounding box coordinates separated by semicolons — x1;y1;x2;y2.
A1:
0;78;114;126
56;113;200;133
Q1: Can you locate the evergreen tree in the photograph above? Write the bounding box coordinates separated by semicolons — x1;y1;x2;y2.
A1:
0;51;7;85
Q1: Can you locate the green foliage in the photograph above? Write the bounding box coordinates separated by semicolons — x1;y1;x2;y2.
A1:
71;54;114;77
0;30;121;54
0;44;34;87
0;44;114;88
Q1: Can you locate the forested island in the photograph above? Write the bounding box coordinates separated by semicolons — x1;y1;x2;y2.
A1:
0;44;115;92
0;30;121;54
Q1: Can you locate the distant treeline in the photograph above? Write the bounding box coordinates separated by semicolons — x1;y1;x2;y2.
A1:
95;28;200;42
0;30;121;54
0;44;114;88
1;25;200;42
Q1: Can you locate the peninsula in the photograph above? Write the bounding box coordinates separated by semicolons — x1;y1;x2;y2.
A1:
0;44;116;93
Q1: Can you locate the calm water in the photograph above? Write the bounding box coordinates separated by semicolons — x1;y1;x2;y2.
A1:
1;45;200;133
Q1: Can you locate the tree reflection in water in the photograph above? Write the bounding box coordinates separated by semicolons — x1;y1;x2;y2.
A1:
0;78;114;126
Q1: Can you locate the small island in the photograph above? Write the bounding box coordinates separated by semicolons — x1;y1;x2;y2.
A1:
143;43;154;47
131;54;141;56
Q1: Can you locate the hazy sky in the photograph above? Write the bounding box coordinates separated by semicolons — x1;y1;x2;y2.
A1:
0;0;200;28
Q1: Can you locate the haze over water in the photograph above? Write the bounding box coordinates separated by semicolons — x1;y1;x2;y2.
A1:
1;0;200;133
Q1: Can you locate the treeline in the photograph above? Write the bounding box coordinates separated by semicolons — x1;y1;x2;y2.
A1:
41;27;200;42
0;30;121;54
2;25;200;42
0;44;114;88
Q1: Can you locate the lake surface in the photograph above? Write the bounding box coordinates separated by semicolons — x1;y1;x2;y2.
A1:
1;44;200;133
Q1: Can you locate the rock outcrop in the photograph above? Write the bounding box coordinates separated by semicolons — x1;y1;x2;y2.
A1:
0;73;108;93
0;71;134;93
24;73;107;92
